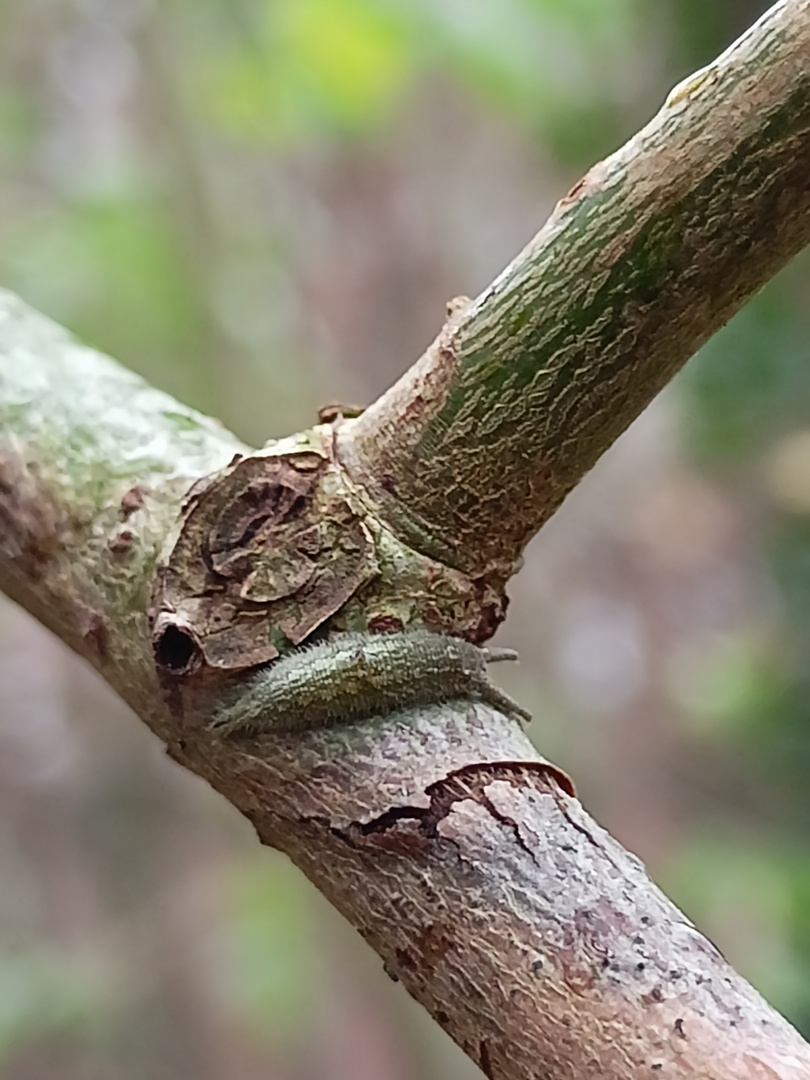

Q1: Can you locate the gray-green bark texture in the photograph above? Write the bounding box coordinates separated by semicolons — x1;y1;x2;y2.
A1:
342;0;810;582
2;1;810;1078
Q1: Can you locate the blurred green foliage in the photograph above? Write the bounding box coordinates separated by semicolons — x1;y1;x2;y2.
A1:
684;255;810;465
0;949;110;1058
679;250;810;1027
196;0;416;140
662;838;810;1031
188;0;641;154
0;0;652;437
219;857;312;1036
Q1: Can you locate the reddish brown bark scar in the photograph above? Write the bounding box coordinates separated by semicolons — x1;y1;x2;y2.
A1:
119;485;146;519
81;611;109;658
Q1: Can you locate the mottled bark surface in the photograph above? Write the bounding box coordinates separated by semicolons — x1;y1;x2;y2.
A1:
1;298;809;1079
3;2;810;1077
341;0;810;581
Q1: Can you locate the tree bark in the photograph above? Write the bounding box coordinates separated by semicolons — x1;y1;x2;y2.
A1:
2;1;810;1077
340;0;810;581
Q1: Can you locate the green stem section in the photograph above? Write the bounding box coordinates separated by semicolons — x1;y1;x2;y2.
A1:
341;0;810;577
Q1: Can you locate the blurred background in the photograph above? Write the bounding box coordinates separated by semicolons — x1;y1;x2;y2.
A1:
1;0;809;1076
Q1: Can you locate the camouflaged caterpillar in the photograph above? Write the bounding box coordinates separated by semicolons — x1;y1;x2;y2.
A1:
210;630;532;736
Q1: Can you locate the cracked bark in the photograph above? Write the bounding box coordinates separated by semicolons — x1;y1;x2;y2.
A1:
2;1;810;1077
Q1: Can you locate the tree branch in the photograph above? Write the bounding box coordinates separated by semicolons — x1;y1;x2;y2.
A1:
339;0;810;580
1;293;808;1078
3;2;810;1076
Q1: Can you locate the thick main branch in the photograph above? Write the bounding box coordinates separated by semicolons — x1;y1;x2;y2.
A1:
1;299;809;1080
340;0;810;578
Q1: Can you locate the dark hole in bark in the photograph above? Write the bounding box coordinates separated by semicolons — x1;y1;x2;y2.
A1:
154;624;200;673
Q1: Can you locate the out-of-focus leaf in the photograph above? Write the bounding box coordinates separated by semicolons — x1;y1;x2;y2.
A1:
197;0;415;144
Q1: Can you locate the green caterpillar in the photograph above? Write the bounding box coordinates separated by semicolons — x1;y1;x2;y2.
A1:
210;629;531;736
